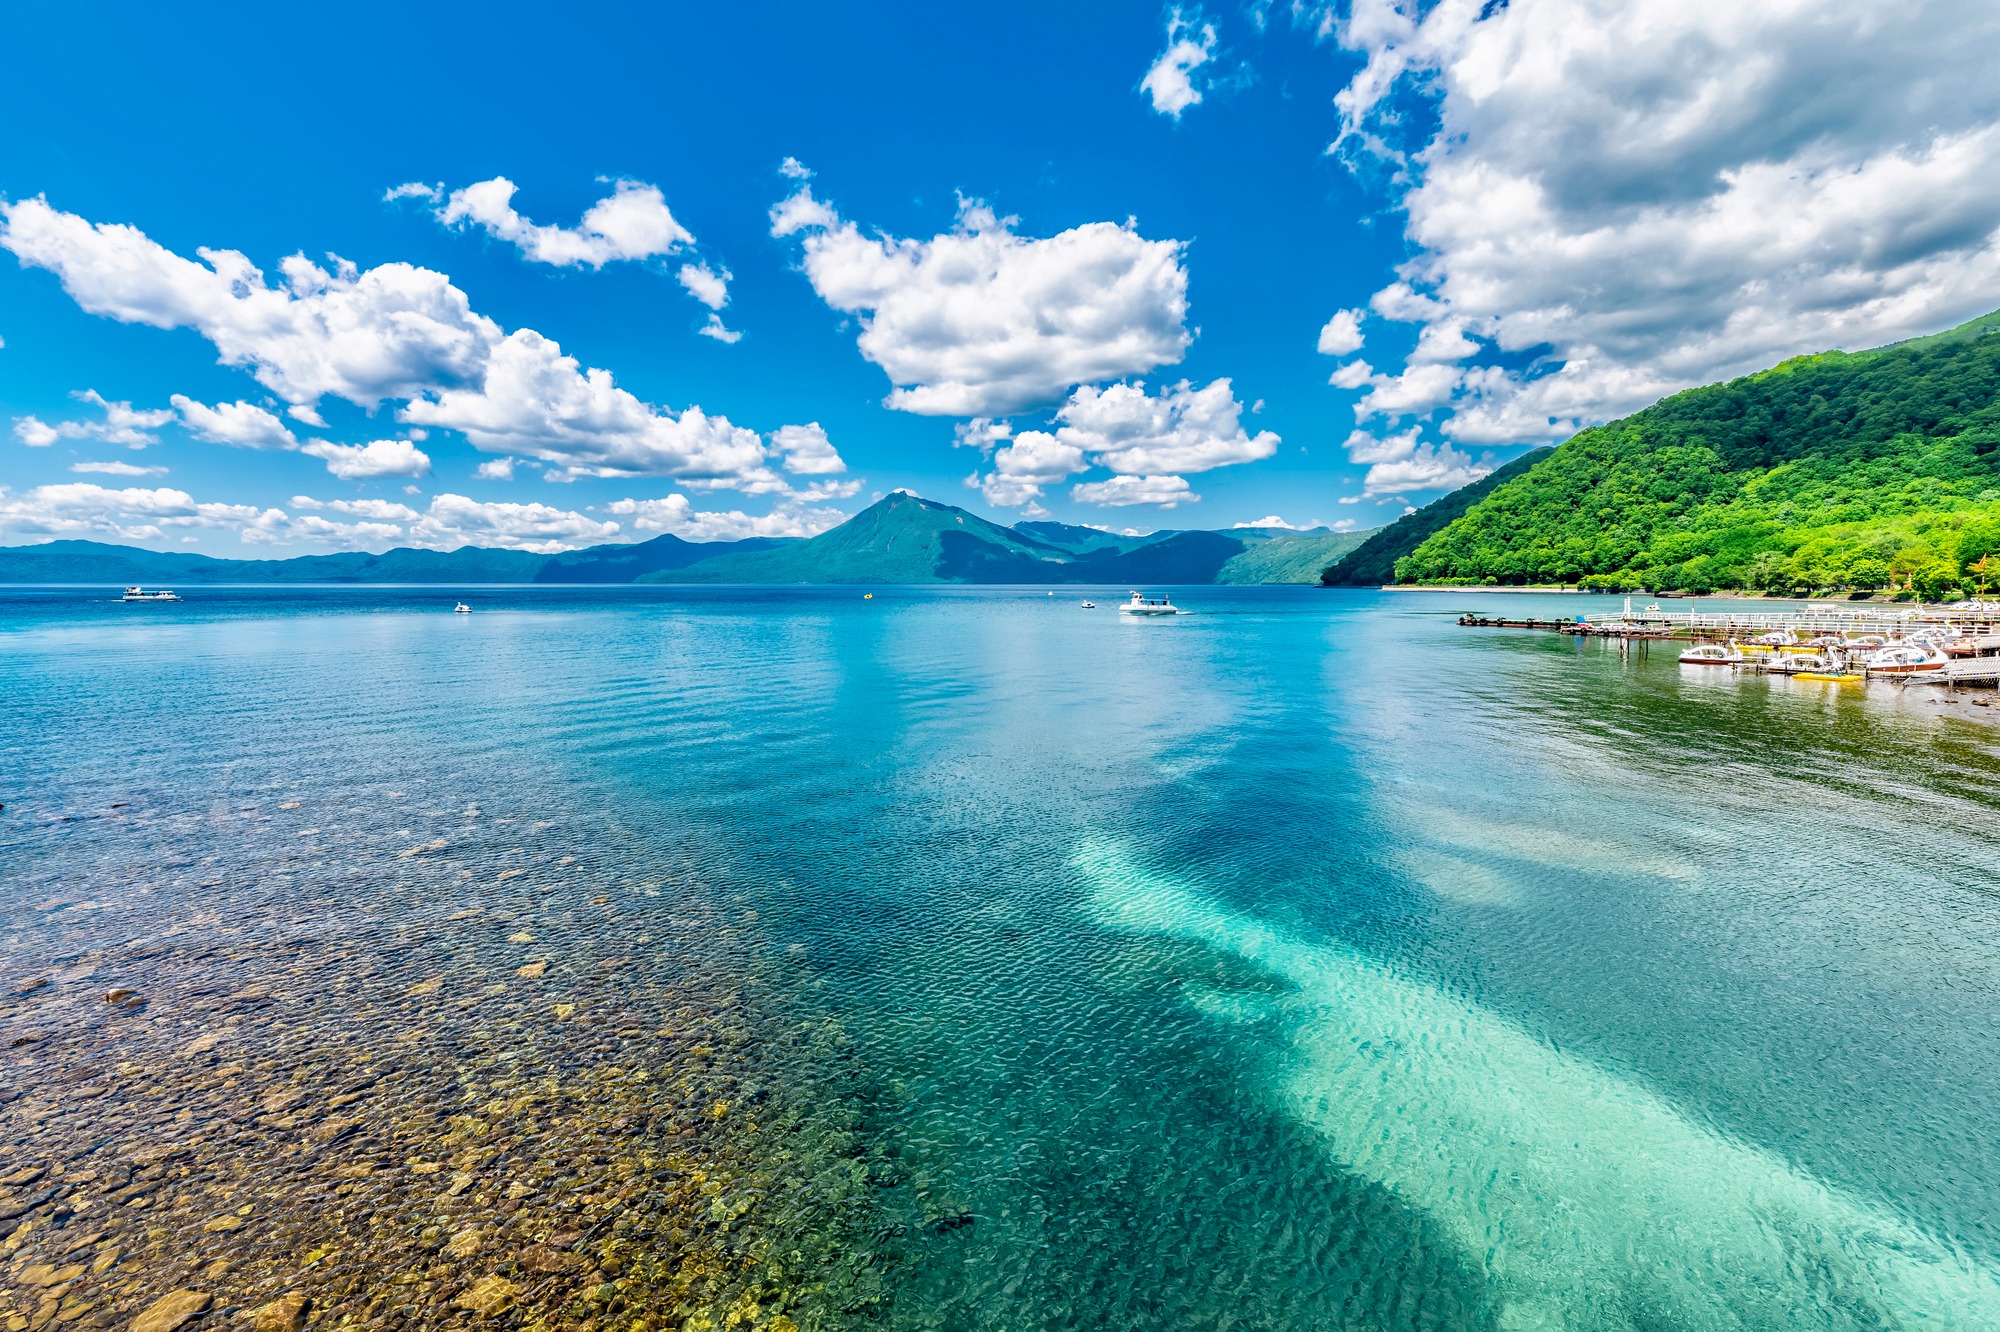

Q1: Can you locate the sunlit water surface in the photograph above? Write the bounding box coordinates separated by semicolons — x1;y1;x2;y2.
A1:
5;585;2000;1330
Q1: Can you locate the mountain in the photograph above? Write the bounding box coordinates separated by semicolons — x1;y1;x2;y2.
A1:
1319;449;1554;586
1390;308;2000;597
0;499;1377;587
0;536;760;584
533;533;794;582
639;491;1374;584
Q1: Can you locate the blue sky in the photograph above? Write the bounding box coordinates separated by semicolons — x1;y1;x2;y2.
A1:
4;1;1999;553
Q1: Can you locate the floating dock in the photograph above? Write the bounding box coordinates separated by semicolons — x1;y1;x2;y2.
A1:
1457;600;2000;687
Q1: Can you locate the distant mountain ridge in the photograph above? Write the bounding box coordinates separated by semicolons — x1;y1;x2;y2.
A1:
0;498;1374;586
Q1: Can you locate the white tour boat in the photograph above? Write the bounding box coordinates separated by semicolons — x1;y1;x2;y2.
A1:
1080;601;1097;609
1120;591;1181;616
120;586;181;603
1678;643;1744;665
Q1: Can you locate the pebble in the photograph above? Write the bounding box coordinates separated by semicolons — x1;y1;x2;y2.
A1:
128;1290;211;1332
453;1275;518;1317
249;1293;309;1332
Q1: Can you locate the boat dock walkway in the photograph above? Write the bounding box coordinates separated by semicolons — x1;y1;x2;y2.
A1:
1456;599;2000;687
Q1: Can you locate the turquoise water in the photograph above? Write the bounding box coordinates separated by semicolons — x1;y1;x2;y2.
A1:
6;585;2000;1329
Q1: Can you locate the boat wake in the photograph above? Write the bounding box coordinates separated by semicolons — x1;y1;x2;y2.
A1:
1075;840;2000;1331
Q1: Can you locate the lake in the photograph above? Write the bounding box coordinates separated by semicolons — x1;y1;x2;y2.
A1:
4;585;1999;1331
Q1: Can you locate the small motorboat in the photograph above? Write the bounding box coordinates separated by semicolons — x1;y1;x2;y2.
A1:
1678;643;1743;665
1080;601;1097;609
1863;644;1947;675
1794;670;1865;684
121;586;181;602
453;602;471;614
1120;591;1181;616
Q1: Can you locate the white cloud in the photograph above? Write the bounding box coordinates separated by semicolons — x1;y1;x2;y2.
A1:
1317;0;2000;442
1342;427;1490;496
0;196;496;407
770;422;846;475
1;198;776;491
600;494;847;541
18;390;176;449
1234;515;1304;529
399;328;768;481
1071;473;1198;508
70;461;166;476
437;177;693;269
677;261;730;310
1049;378;1277;474
300;438;432;480
1328;359;1374;389
780;157;813;181
171;396;297;448
1141;9;1219;119
969;429;1088;508
697;314;743;344
410;493;618;552
307;497;421;521
0;483;278;544
1331;518;1359;531
287;404;328;427
771;187;1190;415
473;457;516;481
384;182;442;203
1316;308;1365;356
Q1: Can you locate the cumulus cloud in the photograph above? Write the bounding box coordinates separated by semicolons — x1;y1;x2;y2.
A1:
677;261;730;310
963;378;1273;509
1315;0;2000;443
968;429;1089;508
291;496;421;521
435;177;693;269
1233;515;1304;529
1;198;777;490
71;461;166;476
171;396;297;449
383;182;441;203
14;417;59;447
1070;473;1198;508
1050;378;1277;474
771;186;1190;415
1141;9;1219;119
409;493;618;552
1343;427;1489;496
300;438;432;480
0;483;278;544
601;494;849;542
399;329;767;481
15;390;175;450
1316;308;1365;356
770;422;846;475
473;458;516;481
696;314;743;344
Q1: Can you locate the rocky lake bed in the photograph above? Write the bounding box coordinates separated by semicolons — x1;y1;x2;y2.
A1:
0;783;906;1332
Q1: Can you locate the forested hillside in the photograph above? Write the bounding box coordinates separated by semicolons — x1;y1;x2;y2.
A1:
1395;309;2000;597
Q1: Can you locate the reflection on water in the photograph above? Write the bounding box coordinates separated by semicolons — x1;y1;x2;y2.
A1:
3;586;1999;1331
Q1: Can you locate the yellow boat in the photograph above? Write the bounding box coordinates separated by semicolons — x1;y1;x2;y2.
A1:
1794;671;1864;683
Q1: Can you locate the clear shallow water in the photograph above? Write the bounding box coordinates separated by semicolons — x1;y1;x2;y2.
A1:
5;585;2000;1329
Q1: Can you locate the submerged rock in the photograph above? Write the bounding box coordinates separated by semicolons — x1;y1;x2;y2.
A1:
128;1290;210;1332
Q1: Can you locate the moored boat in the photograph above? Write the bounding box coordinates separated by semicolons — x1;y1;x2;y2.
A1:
1679;643;1743;665
1862;644;1947;675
